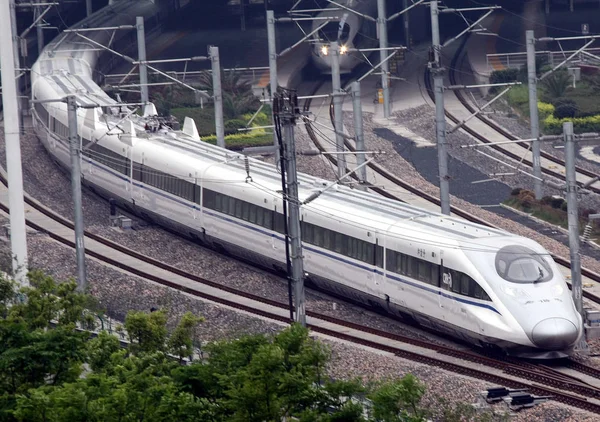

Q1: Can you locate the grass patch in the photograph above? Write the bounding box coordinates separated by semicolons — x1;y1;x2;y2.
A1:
202;132;273;150
503;188;600;240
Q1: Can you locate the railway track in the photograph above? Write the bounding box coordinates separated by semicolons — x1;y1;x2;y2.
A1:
301;76;600;307
299;67;600;415
4;143;600;413
444;40;600;195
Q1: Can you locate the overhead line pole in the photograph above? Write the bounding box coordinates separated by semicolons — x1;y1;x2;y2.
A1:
266;10;279;161
526;30;543;200
564;121;587;352
67;95;87;292
351;81;367;189
35;6;45;55
0;0;29;286
430;0;450;215
136;16;149;105
209;46;225;148
330;42;346;180
377;0;390;118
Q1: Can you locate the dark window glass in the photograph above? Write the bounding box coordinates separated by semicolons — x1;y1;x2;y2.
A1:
460;274;470;296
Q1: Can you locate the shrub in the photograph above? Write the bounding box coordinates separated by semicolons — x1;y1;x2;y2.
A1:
511;187;523;196
561;201;568;212
538;102;555;120
554;103;577;119
541;69;571;99
540;196;553;206
543;113;600;135
550;196;565;209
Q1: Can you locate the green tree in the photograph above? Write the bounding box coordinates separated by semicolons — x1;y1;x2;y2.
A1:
0;272;93;420
369;374;426;422
124;309;168;354
167;311;204;362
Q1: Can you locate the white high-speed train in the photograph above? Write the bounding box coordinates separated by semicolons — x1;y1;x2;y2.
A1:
311;0;377;74
31;1;583;358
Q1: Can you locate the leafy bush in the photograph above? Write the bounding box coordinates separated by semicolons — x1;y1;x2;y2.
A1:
554;102;577;119
511;187;523;196
541;69;571;99
490;68;519;85
538;102;554;120
506;85;530;115
225;118;247;131
550;196;565;209
543;113;600;134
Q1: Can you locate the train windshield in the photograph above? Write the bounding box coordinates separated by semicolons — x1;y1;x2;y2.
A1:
495;245;553;284
318;22;351;44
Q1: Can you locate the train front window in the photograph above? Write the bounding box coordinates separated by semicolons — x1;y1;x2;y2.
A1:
318;22;350;44
495;245;552;284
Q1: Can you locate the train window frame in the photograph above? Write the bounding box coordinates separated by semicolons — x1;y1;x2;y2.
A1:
495;245;553;284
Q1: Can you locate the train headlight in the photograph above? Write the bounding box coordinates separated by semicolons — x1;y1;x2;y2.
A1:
553;284;564;296
321;45;328;56
340;45;348;55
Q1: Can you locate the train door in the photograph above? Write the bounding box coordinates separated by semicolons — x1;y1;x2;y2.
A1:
374;237;383;290
439;257;453;318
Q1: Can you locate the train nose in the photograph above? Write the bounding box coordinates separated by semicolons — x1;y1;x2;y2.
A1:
531;318;579;349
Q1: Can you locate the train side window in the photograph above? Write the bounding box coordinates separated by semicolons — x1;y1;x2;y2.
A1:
334;233;343;254
474;284;491;301
249;204;257;224
450;270;461;293
322;229;331;250
460;274;470;296
303;222;313;244
263;210;273;230
431;265;440;287
386;250;396;272
203;189;216;209
133;162;143;182
234;199;242;219
257;207;266;228
241;201;249;221
215;193;223;212
375;245;383;268
314;226;323;247
417;260;429;282
274;213;285;234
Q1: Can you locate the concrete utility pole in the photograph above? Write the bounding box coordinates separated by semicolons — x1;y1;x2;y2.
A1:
564;121;587;350
430;0;450;215
67;96;87;292
377;0;390;118
330;42;347;179
266;10;279;158
351;81;367;188
86;0;92;17
9;0;23;135
136;16;149;105
526;30;543;200
209;46;225;148
276;91;306;326
0;0;29;286
35;6;45;56
403;0;410;48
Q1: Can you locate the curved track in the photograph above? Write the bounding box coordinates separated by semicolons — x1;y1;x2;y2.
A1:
301;76;600;306
4;165;600;413
445;43;600;194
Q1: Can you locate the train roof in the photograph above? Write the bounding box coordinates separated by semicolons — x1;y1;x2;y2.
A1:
134;131;512;243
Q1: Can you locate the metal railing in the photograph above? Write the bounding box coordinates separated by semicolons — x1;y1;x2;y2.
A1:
486;47;600;71
103;66;270;87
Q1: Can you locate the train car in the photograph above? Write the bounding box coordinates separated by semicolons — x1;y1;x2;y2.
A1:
311;0;377;74
30;1;583;359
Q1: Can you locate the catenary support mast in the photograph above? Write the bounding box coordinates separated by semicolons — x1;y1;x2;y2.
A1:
0;0;29;286
67;96;87;292
136;16;149;105
526;30;543;200
430;0;450;215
